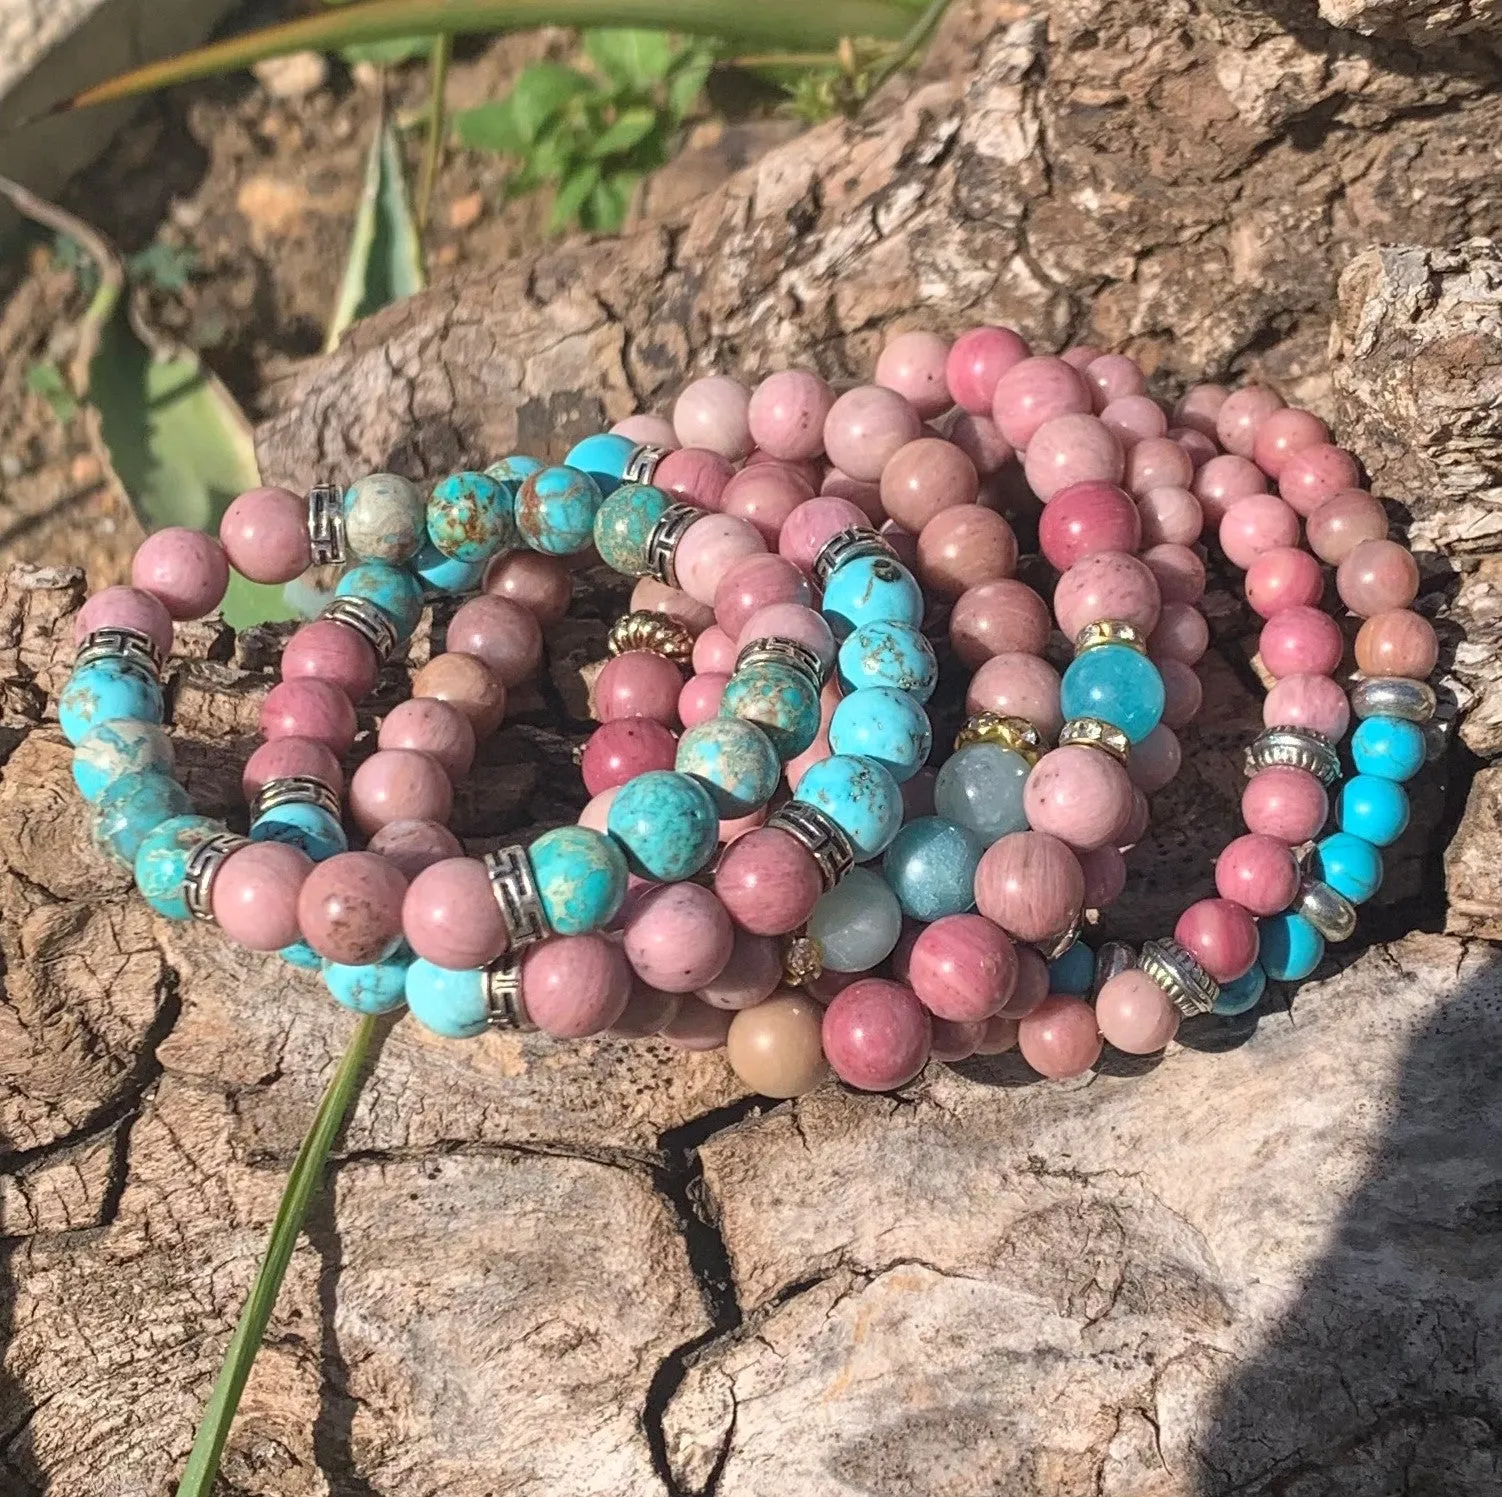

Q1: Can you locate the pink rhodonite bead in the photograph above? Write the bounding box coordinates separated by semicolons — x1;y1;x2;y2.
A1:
212;841;312;950
974;831;1085;945
1148;603;1210;665
1158;659;1204;729
673;375;752;461
1215;385;1285;458
1023;414;1126;500
737;603;835;674
1018;995;1101;1079
713;553;812;638
880;438;978;531
580;718;677;796
1305;489;1387;564
822;978;933;1091
1052;551;1162;639
282;619;380;702
378;697;477;780
695;928;783;1010
914;505;1018;601
1128;724;1180;794
1095;969;1179;1055
349;748;453;836
946;326;1030;415
75;586;175;658
947;412;1016;476
132;526;231;620
747;370;836;460
1258;605;1344;679
1252;407;1330;478
297;851;408;965
1143;543;1206;605
1084;353;1146;406
1125;439;1194;500
692;625;737;675
522;934;632;1037
1023;745;1136;852
1335;538;1420;618
610;413;679;449
653;447;734;510
484;550;573;623
1038;481;1141;569
623;882;734;992
673;514;767;606
260;679;358;754
949;579;1052;668
991;356;1092;449
965;652;1064;738
713;827;823;935
721;464;814;544
777;496;870;574
593;651;684;727
1216;833;1300;917
446;595;544;687
1080;844;1127;907
679;672;728;727
1173;383;1229;437
242;735;346;801
1100;395;1168;447
1262;673;1350;740
1245;547;1324;618
1242;766;1328;844
875;330;953;418
822;385;922;482
907;913;1018;1023
1279;444;1361;518
366;819;464;880
1219;494;1300;569
1175;897;1259;982
219;487;312;584
1193;455;1268;526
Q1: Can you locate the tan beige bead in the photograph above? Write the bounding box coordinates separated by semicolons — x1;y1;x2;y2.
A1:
411;651;507;738
1354;608;1439;680
726;991;828;1098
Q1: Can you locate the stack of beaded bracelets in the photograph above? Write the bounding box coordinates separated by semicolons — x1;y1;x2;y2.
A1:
56;325;1438;1100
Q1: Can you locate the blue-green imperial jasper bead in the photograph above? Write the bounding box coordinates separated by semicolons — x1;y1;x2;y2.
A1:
251;803;349;862
335;560;425;640
406;959;489;1038
1313;831;1383;904
820;554;924;642
515;465;605;556
485;453;545;491
1350;715;1426;783
410;540;485;596
92;770;194;869
1336;774;1410;848
324;945;413;1015
281;940;323;970
133;814;223;920
827;685;932;784
808;865;903;973
836;619;938;702
791;753;903;861
427;471;516;563
593;482;675;576
1060;644;1165;745
1258;912;1324;981
881;816;983;922
719;660;821;762
564;433;637;496
527;824;628;935
1049;938;1096;996
73;719;174;804
933;741;1031;845
675;717;781;818
342;472;427;563
607;769;719;881
58;659;164;746
1214;962;1267;1016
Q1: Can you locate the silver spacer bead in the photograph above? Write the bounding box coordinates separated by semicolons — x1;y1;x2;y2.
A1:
644;503;702;589
811;526;896;588
1244;726;1341;786
1350;676;1436;724
1089;940;1137;1000
74;626;165;678
320;594;399;665
1033;912;1083;964
181;830;251;922
623;442;670;485
765;801;855;893
734;637;826;686
483;844;551;949
484;952;537;1031
307;482;347;567
250;775;342;823
1138;937;1221;1018
1293;876;1358;942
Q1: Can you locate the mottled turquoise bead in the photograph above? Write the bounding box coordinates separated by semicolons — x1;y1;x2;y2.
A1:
251;803;348;862
93;770;193;869
1313;831;1383;904
1049;939;1095;996
837;620;937;702
827;685;932;783
73;719;174;804
335;560;425;640
427;471;516;563
719;660;821;762
515;465;605;556
676;717;780;818
882;816;982;922
607;770;719;881
58;659;163;746
593;483;674;576
1350;715;1425;783
133;814;222;920
1214;963;1267;1016
1259;912;1324;981
820;554;924;642
933;742;1030;845
406;959;489;1038
1336;774;1409;848
527;824;628;935
565;432;637;495
342;472;426;563
324;945;412;1015
1060;645;1165;744
411;540;485;596
808;865;903;973
281;941;323;971
485;454;544;491
791;753;903;861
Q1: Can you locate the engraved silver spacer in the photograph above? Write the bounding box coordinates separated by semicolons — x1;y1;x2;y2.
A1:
1058;716;1131;764
1293;876;1358;943
74;626;165;677
307;482;347;567
320;593;400;664
1244;726;1341;786
623;442;670;485
483;844;551;949
766;801;856;893
250;775;342;822
734;636;827;686
644;503;702;589
182;830;251;922
811;526;896;588
1089;940;1137;1000
1138;937;1221;1018
1350;676;1436;724
484;952;536;1031
1033;911;1083;964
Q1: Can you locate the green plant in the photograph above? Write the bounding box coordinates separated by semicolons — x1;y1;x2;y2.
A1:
125;240;200;294
24;359;79;422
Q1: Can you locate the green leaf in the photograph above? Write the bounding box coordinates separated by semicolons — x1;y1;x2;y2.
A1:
510;119;576;191
549;159;601;230
24;361;79;423
340;33;434;63
508;60;595;142
587;168;640;230
584;28;675;86
451;97;526;153
665;47;713;118
587;106;658;158
124;240;199;294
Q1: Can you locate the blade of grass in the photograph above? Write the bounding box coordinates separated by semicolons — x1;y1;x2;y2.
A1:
416;31;451;232
862;0;950;95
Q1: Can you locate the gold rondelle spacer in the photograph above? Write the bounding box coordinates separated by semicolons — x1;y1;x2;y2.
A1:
606;610;694;666
953;712;1044;766
1057;716;1131;765
1073;619;1149;656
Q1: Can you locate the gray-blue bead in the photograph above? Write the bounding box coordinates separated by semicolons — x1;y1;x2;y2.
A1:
343;472;427;563
324;945;412;1015
251;803;349;862
134;814;223;919
93;770;194;869
933;742;1031;845
808;865;903;973
335;561;425;640
881;815;983;922
73;719;174;804
58;659;163;746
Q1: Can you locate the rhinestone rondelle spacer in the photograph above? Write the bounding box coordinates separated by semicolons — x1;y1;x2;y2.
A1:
250;775;342;823
484;952;536;1031
74;625;165;678
1057;716;1131;764
1090;940;1137;999
735;636;826;686
307;482;346;567
765;801;856;893
1138;937;1221;1018
1073;619;1149;656
1244;726;1341;786
1293;875;1358;942
181;830;252;923
811;526;897;588
606;610;694;666
1350;676;1437;724
483;844;551;949
781;932;824;988
320;594;400;664
953;712;1045;765
622;443;670;485
644;503;702;589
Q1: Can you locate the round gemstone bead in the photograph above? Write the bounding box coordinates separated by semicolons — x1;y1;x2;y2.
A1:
402;857;508;970
882;816;983;922
527;824;628;935
564;432;638;494
836;620;937;702
1350;716;1426;782
405;960;489;1038
1094;969;1180;1054
696;928;782;1010
411;540;486;595
75;585;175;659
219;487;313;583
324;948;412;1015
713;826;823;935
580;717;677;795
348;749;453;836
623;882;734;992
132;528;229;620
133;814;222;919
251;802;348;862
726;993;829;1098
484;549;573;622
821;978;932;1091
73;719;174;804
607;769;720;881
378;698;476;780
1313;831;1383;904
828;686;932;783
1336;774;1410;848
522;933;633;1036
59;659;164;746
1060;644;1165;744
1242;766;1328;844
260;680;358;755
213;842;312;951
820;554;924;642
446;595;545;689
486;453;545;493
792;753;904;861
1213;963;1268;1016
593;482;675;576
1175;897;1260;982
92;770;193;868
808;865;904;972
367;819;464;879
297;851;407;965
341;473;426;563
516;465;606;556
335;561;425;640
974;831;1085;945
907;912;1018;1021
281;941;323;971
283;620;380;703
1047;938;1095;995
720;660;822;762
427;471;516;563
411;652;507;738
1259;911;1324;981
1215;833;1300;916
934;742;1030;846
1017;995;1102;1080
675;716;781;818
1023;744;1136;852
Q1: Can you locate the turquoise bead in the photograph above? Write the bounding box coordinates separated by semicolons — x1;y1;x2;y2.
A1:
93;770;193;869
1214;963;1267;1016
821;554;924;642
281;941;323;971
676;717;780;818
1060;645;1164;744
406;959;489;1038
324;946;412;1015
251;803;348;862
1049;939;1095;996
1313;831;1383;904
1350;716;1425;782
933;742;1030;845
564;432;637;495
427;471;516;563
73;719;174;804
607;770;719;881
527;824;628;935
719;660;821;762
1336;774;1410;848
808;865;903;972
1259;912;1324;981
515;465;605;556
881;816;982;922
411;540;485;595
284;575;334;619
485;453;544;489
837;619;937;703
134;814;222;920
593;482;674;576
58;659;163;746
336;560;425;640
342;473;426;563
791;753;903;861
827;685;932;783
